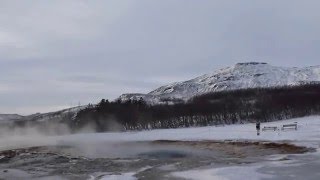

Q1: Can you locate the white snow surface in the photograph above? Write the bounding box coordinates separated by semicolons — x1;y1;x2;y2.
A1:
118;62;320;104
92;173;136;180
68;115;319;180
171;165;273;180
89;167;152;180
61;116;320;148
1;116;319;151
1;116;320;180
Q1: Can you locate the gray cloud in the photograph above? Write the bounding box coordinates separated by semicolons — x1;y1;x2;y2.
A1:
1;0;320;114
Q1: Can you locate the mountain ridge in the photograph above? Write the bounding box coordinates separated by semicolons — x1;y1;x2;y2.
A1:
0;114;24;122
4;62;320;123
118;62;320;104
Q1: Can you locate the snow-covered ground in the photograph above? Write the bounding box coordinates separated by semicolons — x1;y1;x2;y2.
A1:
2;116;319;151
62;116;320;148
62;116;320;180
1;116;320;180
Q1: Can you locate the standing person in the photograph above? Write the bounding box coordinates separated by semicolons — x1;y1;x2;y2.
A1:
256;122;261;136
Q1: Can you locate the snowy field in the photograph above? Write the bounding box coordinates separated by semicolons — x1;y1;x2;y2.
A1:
76;116;320;180
1;116;320;180
61;116;320;148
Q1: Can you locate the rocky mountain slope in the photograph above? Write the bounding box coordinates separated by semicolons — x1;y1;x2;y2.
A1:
118;62;320;104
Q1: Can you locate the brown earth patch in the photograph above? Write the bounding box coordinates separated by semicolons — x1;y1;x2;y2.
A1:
152;140;313;158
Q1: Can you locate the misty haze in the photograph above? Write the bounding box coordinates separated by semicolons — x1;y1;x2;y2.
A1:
1;1;320;180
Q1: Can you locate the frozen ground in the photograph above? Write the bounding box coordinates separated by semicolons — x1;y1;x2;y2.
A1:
0;116;320;179
68;116;320;180
60;116;320;146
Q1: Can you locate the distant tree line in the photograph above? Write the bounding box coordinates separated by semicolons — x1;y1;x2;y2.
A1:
72;84;320;132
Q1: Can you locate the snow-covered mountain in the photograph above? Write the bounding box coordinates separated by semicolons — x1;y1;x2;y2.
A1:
0;114;23;123
118;62;320;104
22;106;87;123
3;62;320;124
0;106;86;125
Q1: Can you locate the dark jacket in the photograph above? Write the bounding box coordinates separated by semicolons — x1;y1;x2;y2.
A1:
256;123;261;130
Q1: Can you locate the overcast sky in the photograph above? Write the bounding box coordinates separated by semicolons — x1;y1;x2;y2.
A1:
1;0;320;115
